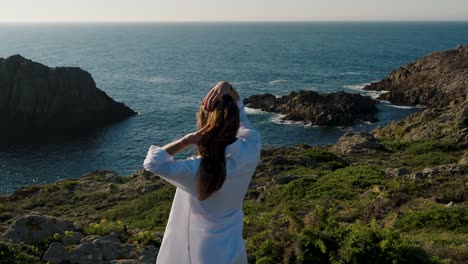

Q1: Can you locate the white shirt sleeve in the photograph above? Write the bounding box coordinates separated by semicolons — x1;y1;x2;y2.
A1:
143;145;200;195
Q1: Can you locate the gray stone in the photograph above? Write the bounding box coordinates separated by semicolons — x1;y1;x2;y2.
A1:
63;231;84;246
80;235;102;244
43;242;69;263
0;215;74;245
333;132;384;154
137;245;158;264
69;242;103;264
385;167;411;177
92;239;121;261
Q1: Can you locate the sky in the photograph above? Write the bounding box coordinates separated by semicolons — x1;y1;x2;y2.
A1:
0;0;467;22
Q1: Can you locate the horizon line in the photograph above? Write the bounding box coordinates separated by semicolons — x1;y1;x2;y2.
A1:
1;19;468;24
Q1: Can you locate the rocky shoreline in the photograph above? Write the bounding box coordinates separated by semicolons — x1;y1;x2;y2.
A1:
364;45;468;108
243;90;379;126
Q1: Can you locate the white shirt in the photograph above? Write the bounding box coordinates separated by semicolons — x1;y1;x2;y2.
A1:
143;99;261;264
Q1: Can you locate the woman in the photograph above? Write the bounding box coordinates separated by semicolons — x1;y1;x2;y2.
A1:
143;81;261;264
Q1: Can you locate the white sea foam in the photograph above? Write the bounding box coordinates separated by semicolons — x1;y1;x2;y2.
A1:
244;107;268;114
268;79;290;85
343;82;388;99
271;114;307;126
231;81;255;85
145;76;175;84
340;71;367;75
384;103;425;109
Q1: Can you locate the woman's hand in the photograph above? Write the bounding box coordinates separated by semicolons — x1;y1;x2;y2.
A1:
181;124;212;145
202;81;239;111
163;124;212;156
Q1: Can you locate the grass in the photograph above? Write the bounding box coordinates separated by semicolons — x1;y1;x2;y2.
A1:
103;186;175;232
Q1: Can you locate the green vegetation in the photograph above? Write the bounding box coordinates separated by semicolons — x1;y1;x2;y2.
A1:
84;219;125;236
0;139;466;263
104;186;174;232
0;242;36;264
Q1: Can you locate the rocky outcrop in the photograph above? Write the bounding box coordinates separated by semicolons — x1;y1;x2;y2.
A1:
0;55;136;139
364;45;468;108
244;90;378;126
332;132;385;154
0;214;157;264
372;97;468;144
0;215;74;244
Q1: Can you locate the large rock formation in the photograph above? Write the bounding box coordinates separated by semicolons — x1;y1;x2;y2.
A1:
364;45;468;108
372;97;468;144
0;55;136;139
243;90;378;126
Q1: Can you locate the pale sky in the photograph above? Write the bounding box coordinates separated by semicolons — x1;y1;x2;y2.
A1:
1;0;467;22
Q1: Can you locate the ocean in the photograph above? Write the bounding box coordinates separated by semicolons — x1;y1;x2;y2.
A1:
1;22;467;194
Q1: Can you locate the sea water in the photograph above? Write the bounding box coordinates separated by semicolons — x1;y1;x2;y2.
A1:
1;22;467;193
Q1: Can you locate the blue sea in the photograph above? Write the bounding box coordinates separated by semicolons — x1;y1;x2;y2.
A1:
1;22;468;194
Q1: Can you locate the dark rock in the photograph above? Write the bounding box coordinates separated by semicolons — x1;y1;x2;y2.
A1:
137;245;158;264
385;167;411;178
10;185;42;201
0;54;136;140
273;175;299;185
68;242;103;264
43;242;69;263
63;231;83;246
244;90;378;126
332;132;385;154
364;45;468;108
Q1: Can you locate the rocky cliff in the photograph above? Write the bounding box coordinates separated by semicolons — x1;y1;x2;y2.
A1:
244;90;378;126
364;45;468;107
0;55;136;139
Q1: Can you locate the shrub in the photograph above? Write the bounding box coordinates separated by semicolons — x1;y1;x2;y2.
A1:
63;180;79;190
406;152;458;168
0;242;36;264
312;166;384;200
84;219;125;236
339;222;432;264
396;206;468;232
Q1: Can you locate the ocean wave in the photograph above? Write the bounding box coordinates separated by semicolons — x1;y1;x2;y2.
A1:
340;71;367;75
231;81;256;86
271;114;309;126
144;76;175;84
384;103;425;109
343;82;387;99
268;79;290;85
244;107;268;114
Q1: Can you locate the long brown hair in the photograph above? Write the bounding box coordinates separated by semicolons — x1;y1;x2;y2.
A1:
196;94;240;200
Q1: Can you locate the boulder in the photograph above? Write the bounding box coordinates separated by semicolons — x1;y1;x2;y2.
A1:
385;167;411;178
68;242;104;264
332;132;385;154
0;54;136;140
0;215;74;245
43;242;69;263
244;90;378;126
364;45;468;108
